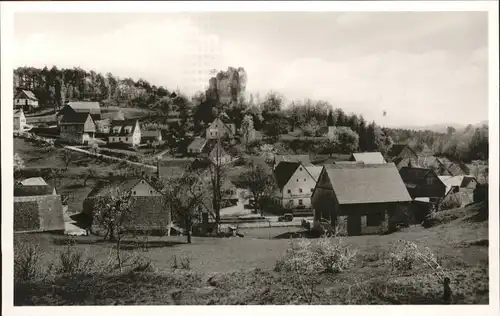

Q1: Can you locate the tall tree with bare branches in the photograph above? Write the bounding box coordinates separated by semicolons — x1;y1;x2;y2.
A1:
162;171;207;244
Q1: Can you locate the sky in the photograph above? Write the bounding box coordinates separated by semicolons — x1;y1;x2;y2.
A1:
13;11;488;127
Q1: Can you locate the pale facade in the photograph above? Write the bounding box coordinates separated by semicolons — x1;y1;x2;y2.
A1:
14;109;26;131
279;165;321;208
108;120;141;146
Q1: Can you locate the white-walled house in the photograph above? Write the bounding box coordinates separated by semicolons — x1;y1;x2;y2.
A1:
206;118;236;140
108;119;141;146
14;109;27;131
59;112;96;144
14;90;39;112
273;161;322;209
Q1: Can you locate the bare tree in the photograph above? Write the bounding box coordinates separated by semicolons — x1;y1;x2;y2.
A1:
93;188;133;272
237;161;276;216
163;171;207;244
207;137;228;234
83;168;95;186
60;150;74;171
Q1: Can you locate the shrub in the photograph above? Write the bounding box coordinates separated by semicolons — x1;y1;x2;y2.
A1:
55;244;96;275
14;244;47;283
275;235;357;274
388;240;445;279
439;197;462;211
171;254;191;270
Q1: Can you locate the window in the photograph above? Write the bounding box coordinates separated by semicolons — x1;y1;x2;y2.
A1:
149;190;153;194
426;177;434;185
299;167;302;171
298;199;303;206
296;179;299;182
132;190;136;195
366;212;384;227
287;189;291;193
126;137;129;141
304;179;306;182
299;188;303;193
311;188;314;192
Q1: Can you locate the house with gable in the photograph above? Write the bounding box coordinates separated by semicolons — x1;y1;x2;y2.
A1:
387;144;419;170
311;163;413;236
57;101;102;124
273;161;322;209
399;166;446;203
108;119;141;146
439;175;477;208
59;112;96;144
206;117;236;140
14;108;27;131
83;177;170;234
349;152;386;164
14;90;39;112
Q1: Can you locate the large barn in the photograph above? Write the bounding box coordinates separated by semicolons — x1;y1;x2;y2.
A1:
311;163;412;236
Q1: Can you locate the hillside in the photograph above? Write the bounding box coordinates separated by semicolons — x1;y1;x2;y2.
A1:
14;202;488;305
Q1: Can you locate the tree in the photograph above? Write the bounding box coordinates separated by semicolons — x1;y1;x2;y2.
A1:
208;139;228;234
447;126;456;136
236;162;276;216
93;188;133;272
327;110;334;127
60;150;74;171
163;171;207;244
240;115;254;152
302;117;322;137
14;153;25;179
332;126;359;154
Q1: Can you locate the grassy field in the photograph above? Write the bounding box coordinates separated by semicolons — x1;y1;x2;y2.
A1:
14;203;488;305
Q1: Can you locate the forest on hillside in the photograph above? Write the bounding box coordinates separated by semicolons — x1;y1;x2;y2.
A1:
14;66;488;163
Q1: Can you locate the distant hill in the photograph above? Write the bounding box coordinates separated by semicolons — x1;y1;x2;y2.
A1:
393;120;488;133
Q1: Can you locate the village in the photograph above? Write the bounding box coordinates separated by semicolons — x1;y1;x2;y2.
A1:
13;88;488;237
7;8;493;306
12;74;490;305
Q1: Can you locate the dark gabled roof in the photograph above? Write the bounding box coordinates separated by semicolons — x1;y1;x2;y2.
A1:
59;112;92;124
109;119;139;136
350;152;386;164
388;144;410;158
273;161;301;190
323;163;412;205
15;90;38;101
274;154;312;166
399;167;434;184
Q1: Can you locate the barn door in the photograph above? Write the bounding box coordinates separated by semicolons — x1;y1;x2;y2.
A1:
347;215;362;236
